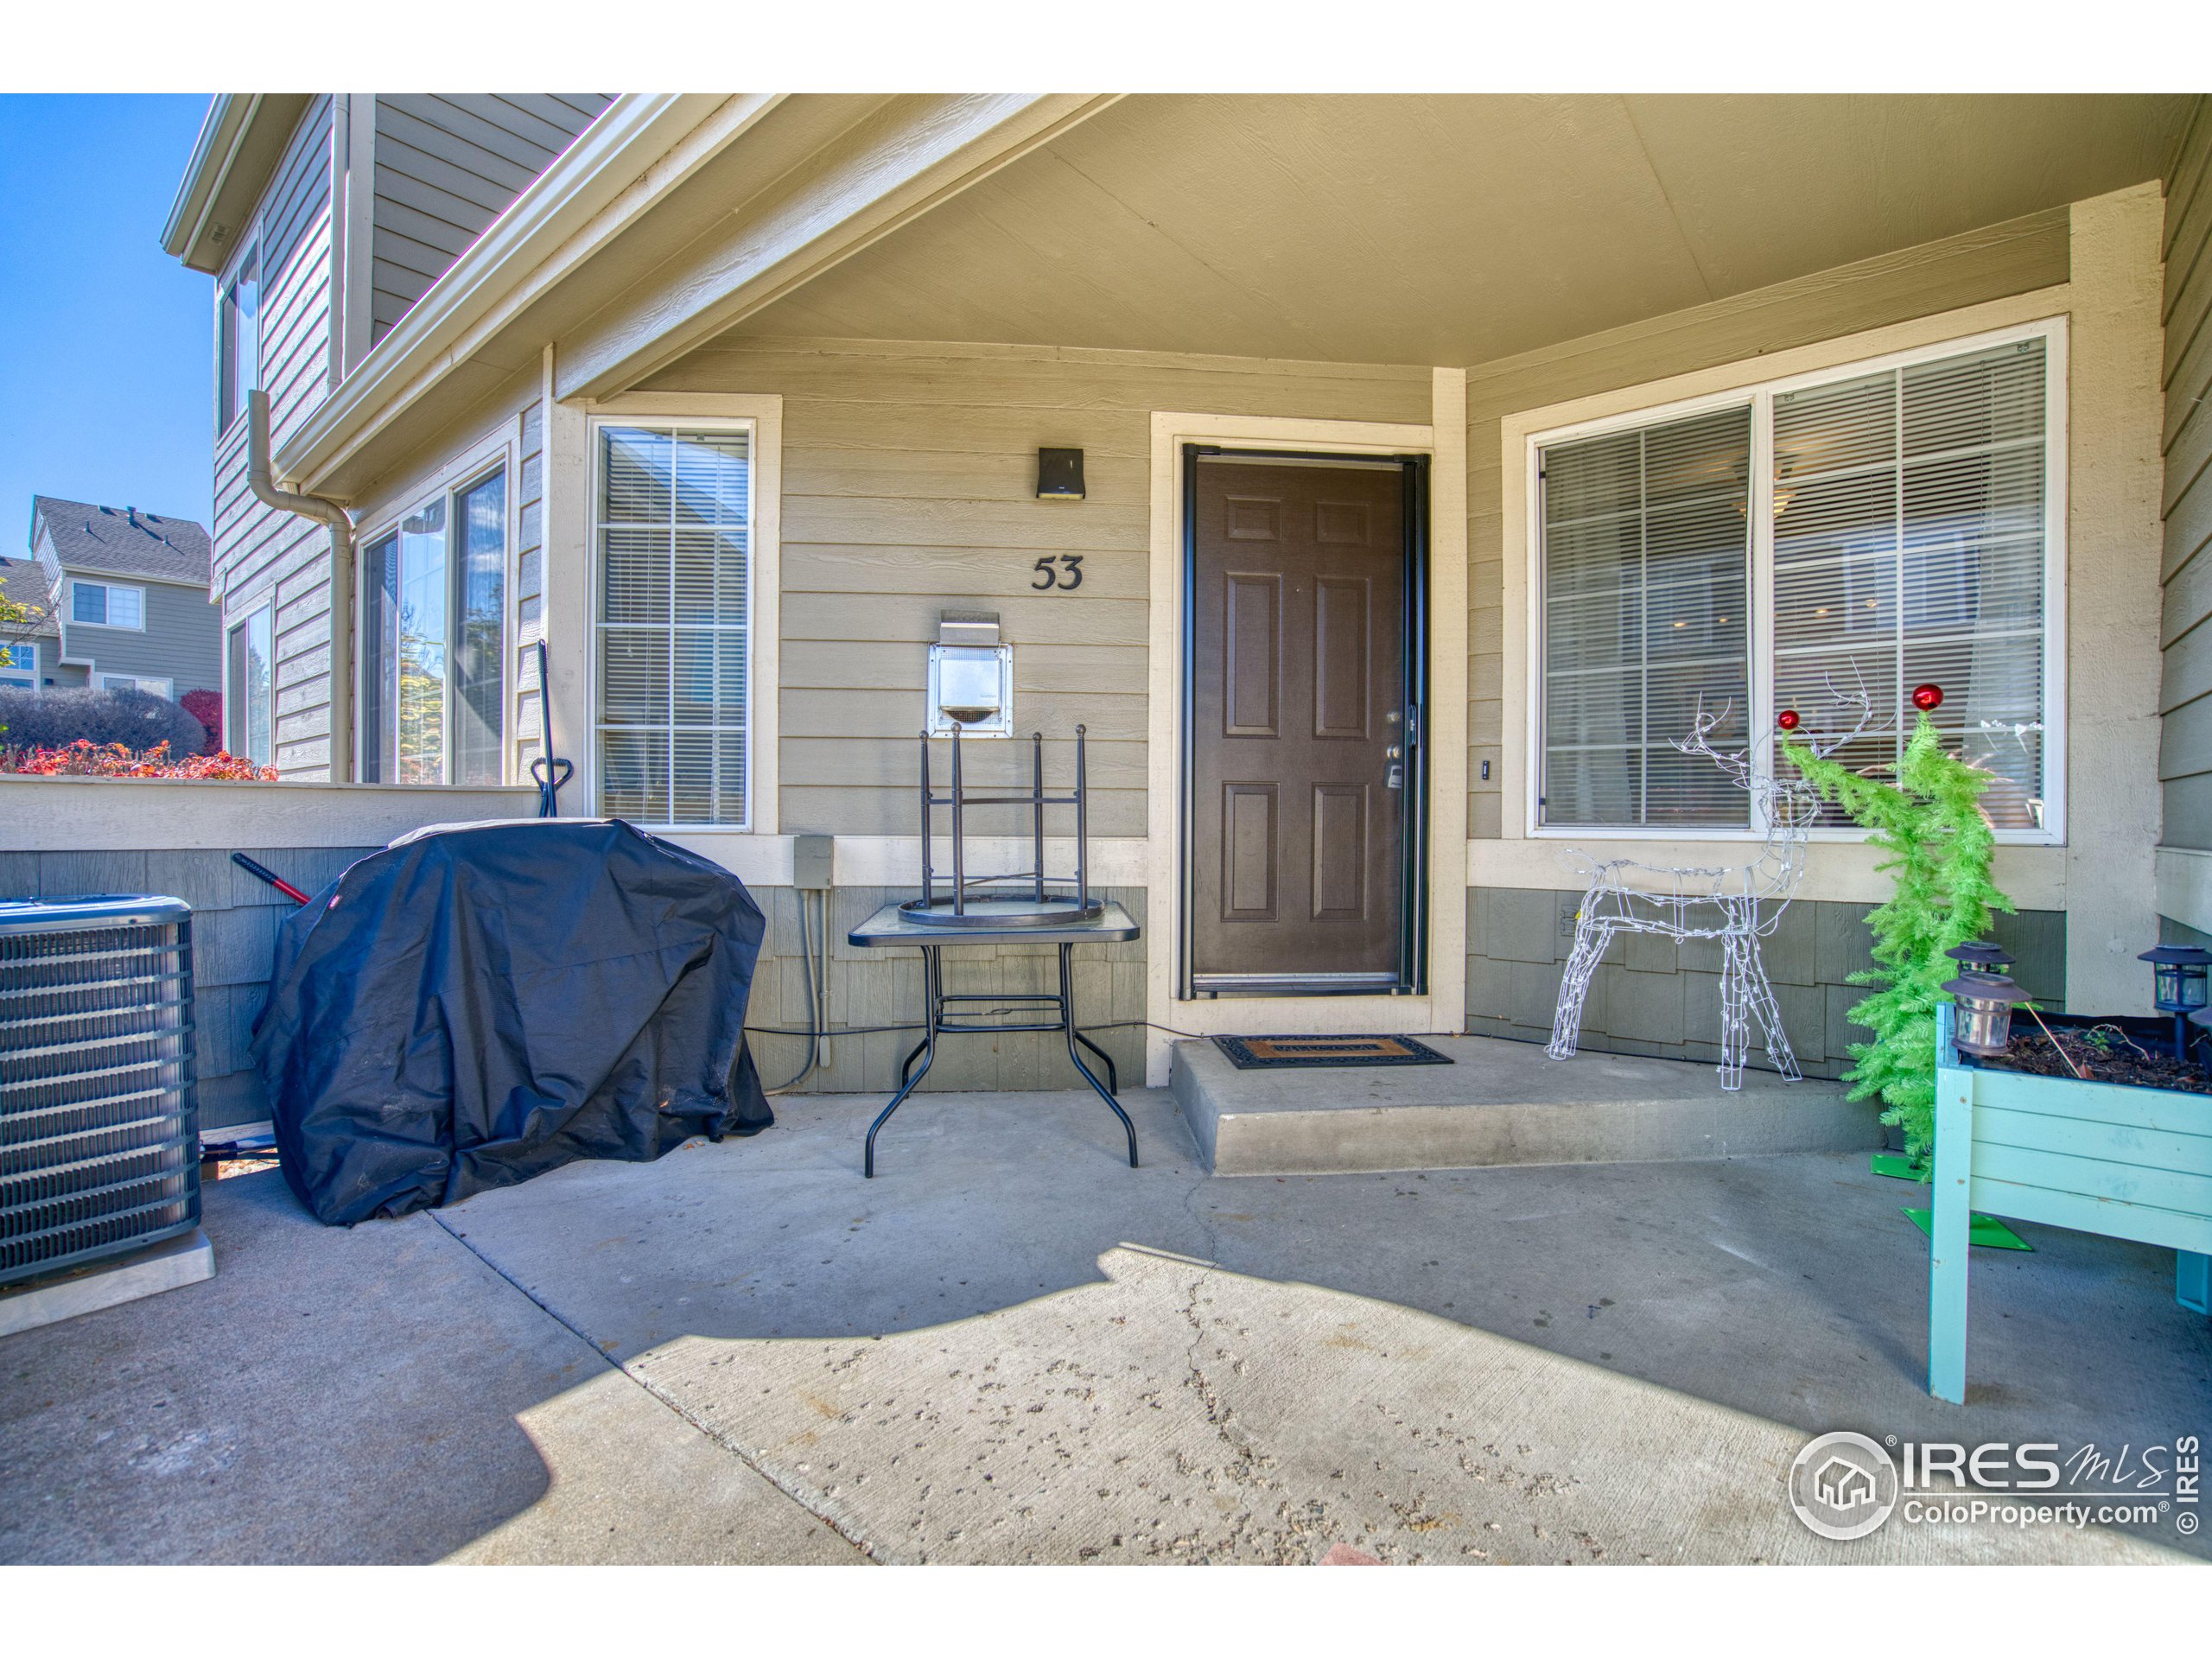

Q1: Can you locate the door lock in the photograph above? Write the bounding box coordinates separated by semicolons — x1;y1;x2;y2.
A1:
1385;763;1404;790
1386;745;1402;760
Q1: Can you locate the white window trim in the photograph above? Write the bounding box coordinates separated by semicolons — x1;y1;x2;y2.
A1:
353;428;518;787
72;579;148;632
1518;314;2069;849
581;394;782;837
0;639;36;686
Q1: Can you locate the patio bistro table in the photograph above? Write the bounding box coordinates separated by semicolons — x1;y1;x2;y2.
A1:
847;899;1141;1177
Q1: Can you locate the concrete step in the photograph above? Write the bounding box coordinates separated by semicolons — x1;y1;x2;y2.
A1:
1170;1034;1878;1177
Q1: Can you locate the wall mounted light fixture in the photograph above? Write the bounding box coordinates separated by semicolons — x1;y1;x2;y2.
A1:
1037;448;1084;501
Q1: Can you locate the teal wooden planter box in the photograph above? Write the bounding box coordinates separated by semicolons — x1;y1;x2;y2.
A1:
1929;1002;2211;1403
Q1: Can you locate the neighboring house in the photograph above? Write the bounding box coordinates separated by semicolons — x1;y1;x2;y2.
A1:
162;92;2212;1090
18;496;218;702
0;554;69;692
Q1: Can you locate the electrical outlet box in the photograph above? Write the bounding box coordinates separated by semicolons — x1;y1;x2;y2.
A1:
792;833;835;890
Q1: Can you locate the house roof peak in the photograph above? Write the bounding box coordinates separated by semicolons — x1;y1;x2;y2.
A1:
29;494;212;587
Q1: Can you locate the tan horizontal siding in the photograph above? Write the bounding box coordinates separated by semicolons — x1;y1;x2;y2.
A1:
206;101;339;777
639;334;1431;833
368;94;609;346
2164;98;2212;849
1465;204;2072;839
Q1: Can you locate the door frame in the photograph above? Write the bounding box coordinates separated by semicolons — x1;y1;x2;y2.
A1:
1144;391;1471;1087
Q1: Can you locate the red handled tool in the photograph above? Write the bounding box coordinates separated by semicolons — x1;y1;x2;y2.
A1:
232;853;310;906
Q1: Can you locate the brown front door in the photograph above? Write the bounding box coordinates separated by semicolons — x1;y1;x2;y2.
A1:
1186;451;1419;995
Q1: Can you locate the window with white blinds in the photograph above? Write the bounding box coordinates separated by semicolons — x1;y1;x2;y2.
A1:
1540;405;1753;827
594;423;752;826
1535;323;2060;836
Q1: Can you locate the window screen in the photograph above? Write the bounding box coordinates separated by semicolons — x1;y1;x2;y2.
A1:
1539;404;1752;827
594;424;751;825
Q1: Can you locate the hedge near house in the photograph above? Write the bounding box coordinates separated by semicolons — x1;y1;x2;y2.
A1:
1782;709;2015;1166
0;685;210;759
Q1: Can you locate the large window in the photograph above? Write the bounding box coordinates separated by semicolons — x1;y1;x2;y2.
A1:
72;581;145;630
594;423;752;826
1534;323;2060;838
219;245;259;435
360;469;506;785
227;606;272;765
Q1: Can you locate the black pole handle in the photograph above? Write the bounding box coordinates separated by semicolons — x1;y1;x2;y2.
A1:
232;852;309;905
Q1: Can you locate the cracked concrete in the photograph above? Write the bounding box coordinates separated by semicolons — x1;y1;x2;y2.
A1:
4;1084;2206;1563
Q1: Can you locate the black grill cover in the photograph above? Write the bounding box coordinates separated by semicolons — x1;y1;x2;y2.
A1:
255;820;771;1225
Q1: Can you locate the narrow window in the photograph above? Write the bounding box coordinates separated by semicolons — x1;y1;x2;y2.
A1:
219;245;260;434
227;606;273;764
360;532;397;783
453;471;506;786
394;499;448;785
594;423;751;825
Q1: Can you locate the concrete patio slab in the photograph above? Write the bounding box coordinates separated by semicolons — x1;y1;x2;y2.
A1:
0;1172;861;1566
437;1087;2207;1563
1171;1033;1878;1175
3;1084;2205;1564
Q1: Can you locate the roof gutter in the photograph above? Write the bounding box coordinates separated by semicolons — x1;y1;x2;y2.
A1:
275;92;749;492
248;390;355;779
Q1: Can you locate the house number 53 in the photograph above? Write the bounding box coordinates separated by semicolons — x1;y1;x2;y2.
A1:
1030;554;1084;590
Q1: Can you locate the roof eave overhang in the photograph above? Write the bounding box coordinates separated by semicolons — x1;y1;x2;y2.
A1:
271;92;744;494
276;91;1122;499
162;93;315;274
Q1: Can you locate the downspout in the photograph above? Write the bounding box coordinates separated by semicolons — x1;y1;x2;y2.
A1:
246;389;355;780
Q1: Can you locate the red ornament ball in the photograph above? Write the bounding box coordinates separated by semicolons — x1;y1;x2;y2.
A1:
1911;683;1944;711
1777;709;1801;731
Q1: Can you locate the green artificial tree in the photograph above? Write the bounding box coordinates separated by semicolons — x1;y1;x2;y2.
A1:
1781;709;2015;1169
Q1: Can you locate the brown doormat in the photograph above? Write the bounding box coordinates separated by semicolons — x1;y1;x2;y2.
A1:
1212;1033;1453;1070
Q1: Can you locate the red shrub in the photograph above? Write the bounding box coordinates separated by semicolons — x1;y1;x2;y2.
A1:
0;739;277;780
178;688;222;754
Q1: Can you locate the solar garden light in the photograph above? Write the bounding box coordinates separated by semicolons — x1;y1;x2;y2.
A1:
1944;939;2014;976
1941;967;2034;1058
2138;943;2212;1060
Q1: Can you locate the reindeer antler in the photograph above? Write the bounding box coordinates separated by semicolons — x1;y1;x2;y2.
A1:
1669;698;1752;787
1792;673;1884;763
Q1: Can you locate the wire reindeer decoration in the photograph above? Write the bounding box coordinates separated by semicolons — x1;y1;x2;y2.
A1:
1547;686;1883;1091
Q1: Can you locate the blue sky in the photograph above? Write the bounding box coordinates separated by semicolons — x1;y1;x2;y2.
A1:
0;94;213;560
